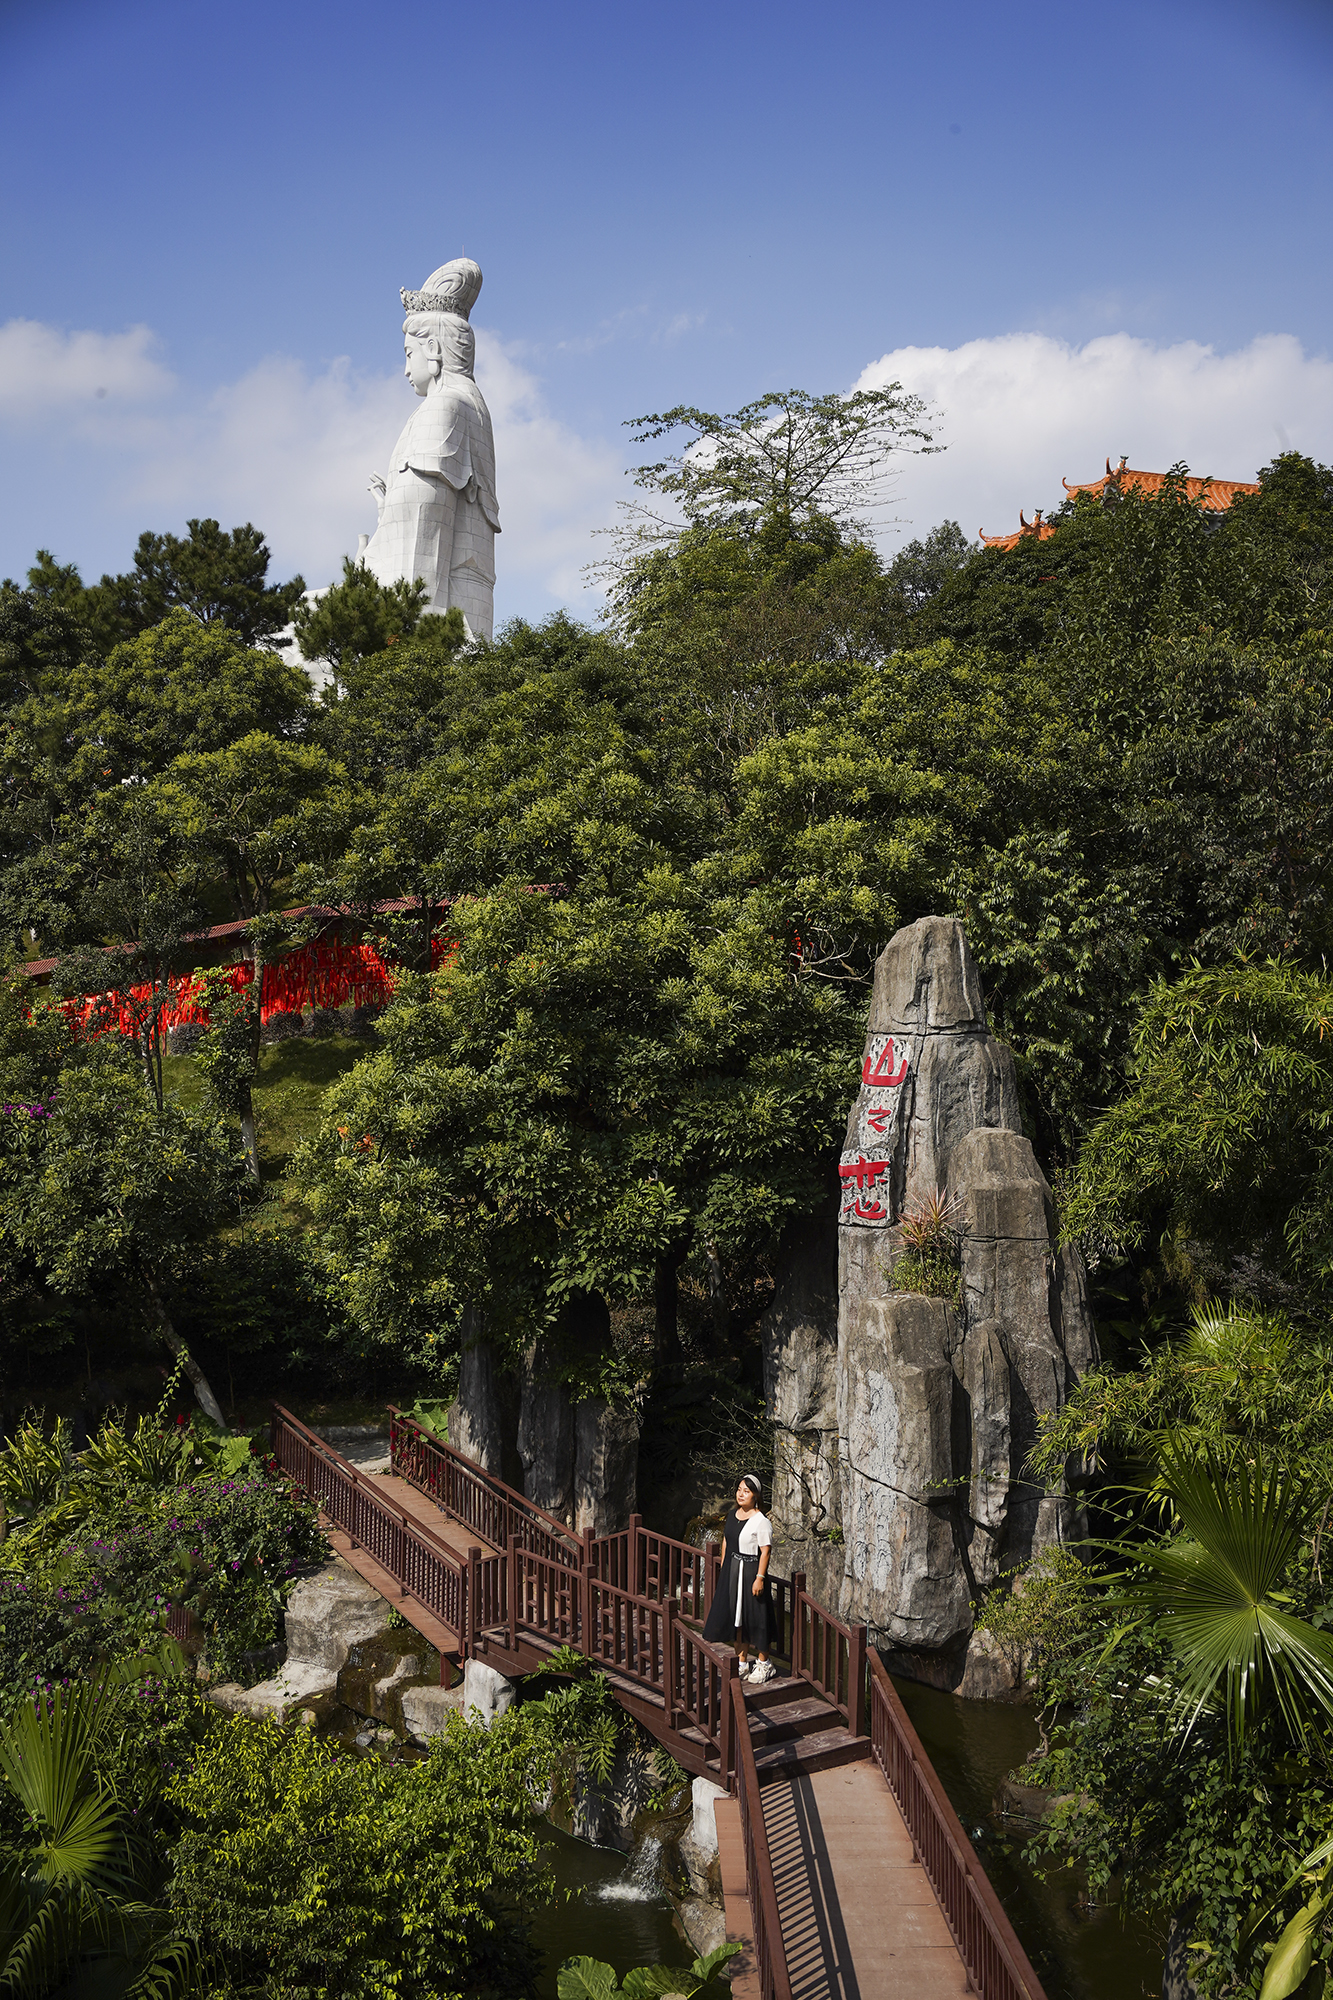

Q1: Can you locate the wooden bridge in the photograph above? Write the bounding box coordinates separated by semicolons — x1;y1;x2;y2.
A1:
270;1404;1050;2000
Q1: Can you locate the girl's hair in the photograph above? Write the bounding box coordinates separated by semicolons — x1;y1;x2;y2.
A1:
738;1472;764;1506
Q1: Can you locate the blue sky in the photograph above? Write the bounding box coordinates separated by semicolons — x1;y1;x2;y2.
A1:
3;0;1331;622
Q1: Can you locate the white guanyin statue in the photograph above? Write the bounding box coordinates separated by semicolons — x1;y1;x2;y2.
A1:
358;257;500;641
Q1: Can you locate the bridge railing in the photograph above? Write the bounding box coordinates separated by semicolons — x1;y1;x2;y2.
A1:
730;1673;793;2000
389;1407;580;1567
868;1653;1049;2000
509;1542;581;1650
272;1404;472;1642
671;1618;736;1772
790;1572;866;1736
510;1546;734;1761
587;1516;717;1621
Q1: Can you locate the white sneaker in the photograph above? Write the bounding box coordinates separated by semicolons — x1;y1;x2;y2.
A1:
736;1658;753;1680
749;1661;776;1685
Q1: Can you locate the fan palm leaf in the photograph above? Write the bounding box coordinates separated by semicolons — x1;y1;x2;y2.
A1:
0;1683;188;1996
1117;1446;1333;1749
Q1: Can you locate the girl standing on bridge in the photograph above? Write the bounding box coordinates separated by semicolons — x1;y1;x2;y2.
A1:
702;1474;779;1684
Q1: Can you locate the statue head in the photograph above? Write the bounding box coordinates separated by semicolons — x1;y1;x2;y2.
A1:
402;312;475;391
400;258;482;392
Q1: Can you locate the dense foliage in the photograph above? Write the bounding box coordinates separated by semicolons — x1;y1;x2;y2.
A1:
169;1713;554;1999
6;427;1333;1991
3;450;1332;1406
0;1402;326;1691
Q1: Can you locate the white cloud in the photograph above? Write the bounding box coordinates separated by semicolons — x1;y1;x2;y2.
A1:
0;319;622;618
0;319;174;417
473;332;624;606
7;319;1331;620
856;332;1333;552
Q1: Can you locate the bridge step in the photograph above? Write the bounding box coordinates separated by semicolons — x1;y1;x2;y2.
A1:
750;1726;872;1782
739;1673;806;1709
746;1695;843;1747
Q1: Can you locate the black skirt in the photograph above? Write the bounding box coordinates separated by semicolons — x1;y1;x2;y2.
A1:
703;1549;780;1652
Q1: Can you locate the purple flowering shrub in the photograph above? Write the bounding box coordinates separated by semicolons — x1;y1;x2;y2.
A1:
0;1454;327;1695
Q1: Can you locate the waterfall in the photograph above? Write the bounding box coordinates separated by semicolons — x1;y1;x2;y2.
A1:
591;1835;663;1903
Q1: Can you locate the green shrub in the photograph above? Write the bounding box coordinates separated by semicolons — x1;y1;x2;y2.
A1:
889;1247;961;1304
168;1711;553;1999
890;1189;964;1303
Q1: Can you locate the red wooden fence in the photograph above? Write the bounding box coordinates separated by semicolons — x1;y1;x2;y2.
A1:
275;1405;1049;2000
388;1408;581;1567
731;1672;794;2000
789;1570;866;1737
272;1406;472;1637
869;1652;1048;2000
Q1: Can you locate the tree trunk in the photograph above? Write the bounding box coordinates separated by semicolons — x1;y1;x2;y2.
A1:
238;1080;261;1184
139;1025;161;1109
654;1245;687;1369
145;1273;229;1430
705;1238;730;1345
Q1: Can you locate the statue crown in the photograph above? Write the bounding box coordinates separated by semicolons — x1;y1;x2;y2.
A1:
401;257;483;322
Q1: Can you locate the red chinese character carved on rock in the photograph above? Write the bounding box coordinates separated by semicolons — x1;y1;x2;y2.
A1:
862;1038;908;1088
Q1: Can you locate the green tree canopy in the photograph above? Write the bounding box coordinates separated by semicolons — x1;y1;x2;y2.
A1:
292;558;461;681
21;522;306;653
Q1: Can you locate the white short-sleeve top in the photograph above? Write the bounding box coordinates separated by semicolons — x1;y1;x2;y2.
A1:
737;1511;772;1556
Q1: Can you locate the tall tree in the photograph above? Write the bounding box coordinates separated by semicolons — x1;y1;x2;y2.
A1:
293;558;453;684
18;521;305;652
0;1040;240;1424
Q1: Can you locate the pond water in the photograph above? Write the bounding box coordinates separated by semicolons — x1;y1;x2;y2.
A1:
893;1677;1166;2000
530;1826;694;1996
523;1686;1168;1996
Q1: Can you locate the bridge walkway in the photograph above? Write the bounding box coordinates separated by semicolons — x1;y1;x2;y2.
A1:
270;1404;1048;2000
762;1762;969;1999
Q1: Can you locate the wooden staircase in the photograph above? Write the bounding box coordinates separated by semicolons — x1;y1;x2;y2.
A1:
743;1673;871;1781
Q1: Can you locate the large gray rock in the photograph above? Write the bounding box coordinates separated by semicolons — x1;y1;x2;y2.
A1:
282;1561;391;1673
952;1126;1091;1570
462;1658;516;1727
679;1898;727;1959
842;915;1024;1225
401;1682;465;1743
573;1398;639;1535
691;1776;727;1862
518;1340;576;1522
448;1307;505;1475
826;916;1098;1687
763;1208;841;1545
835;1293;971;1646
208;1661;337;1724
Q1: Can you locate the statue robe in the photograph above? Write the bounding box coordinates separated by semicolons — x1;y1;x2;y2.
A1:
361;369;500;639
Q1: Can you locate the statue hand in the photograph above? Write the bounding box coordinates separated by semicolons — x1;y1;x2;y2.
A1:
368;472;386;499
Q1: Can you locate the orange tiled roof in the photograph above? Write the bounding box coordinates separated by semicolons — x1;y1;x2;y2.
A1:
979;508;1060;552
1062;456;1260;511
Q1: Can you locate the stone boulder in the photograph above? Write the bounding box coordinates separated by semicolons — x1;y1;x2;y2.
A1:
835;1293;971;1646
679;1898;727;1959
573;1398;639;1535
401;1683;465;1744
281;1560;391;1673
763;1207;841;1546
951;1126;1096;1578
518;1341;576;1523
767;915;1100;1690
462;1658;516;1727
448;1307;507;1476
209;1661;338;1725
